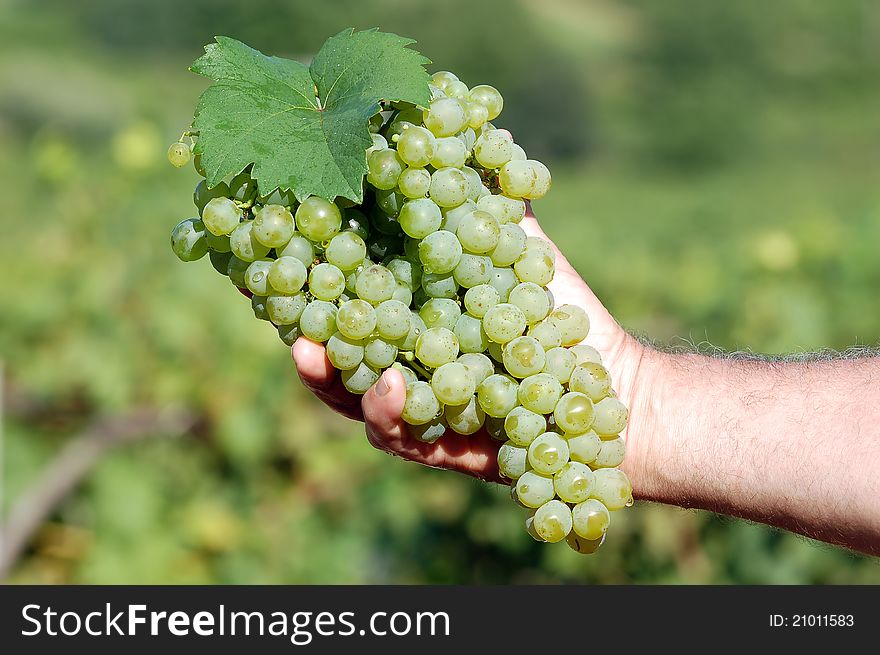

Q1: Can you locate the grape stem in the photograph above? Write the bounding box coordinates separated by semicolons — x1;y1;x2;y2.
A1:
398;351;432;380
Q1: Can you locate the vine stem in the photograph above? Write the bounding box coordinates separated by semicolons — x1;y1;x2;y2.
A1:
398;351;432;380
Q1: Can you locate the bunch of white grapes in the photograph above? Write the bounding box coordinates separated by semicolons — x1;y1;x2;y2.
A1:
169;70;632;554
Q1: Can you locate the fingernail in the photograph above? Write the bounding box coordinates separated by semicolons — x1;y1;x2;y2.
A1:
375;372;391;397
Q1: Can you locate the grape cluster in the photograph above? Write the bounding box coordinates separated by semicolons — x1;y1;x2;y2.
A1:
170;70;632;554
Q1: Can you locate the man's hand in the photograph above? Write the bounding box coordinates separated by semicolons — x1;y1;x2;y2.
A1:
291;204;650;486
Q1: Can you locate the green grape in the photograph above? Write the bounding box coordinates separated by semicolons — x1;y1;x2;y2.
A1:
431;70;459;89
226;255;249;288
167;141;191;168
368;113;385;135
404;236;421;260
408;417;448;443
452;253;492;289
205;231;231;253
375;299;412;341
258;187;297;208
489;266;518;302
229;171;257;202
251;295;269;321
510;143;527;160
570;344;603;366
497;442;529;480
509;282;551;325
468;84;503;120
295;196;342;242
431;136;467;168
502;336;546;378
477;194;526;225
277;322;301;346
527;432;570;475
484;415;506;441
392;283;412;305
523;160;551;200
548;304;590;346
230;220;271;262
202;197;241;236
326;332;365;371
476;373;519;418
543;347;576;384
554;461;595;504
371;202;403;232
324;232;367;271
518;373;564;414
252;204;295;248
465;101;489;129
440;200;476;233
571;499;611;540
363;336;398;369
590;468;633;511
170;218;208;262
299;301;338;342
463;284;500;318
528;320;563;350
487;341;504;364
355;264;396;304
566;532;605;554
592;397;628;436
524;516;544;542
566;430;602;465
402;381;442;425
532;500;572;543
277;233;315;267
554;392;595;434
422;97;467;137
367;148;405;190
460;167;484;201
244;258;273;296
592;436;626;468
489;223;527;266
308;263;346;301
398;198;442;238
444;396;485;435
444;79;469;99
398;167;431;198
341;362;380;394
397;311;426;350
429;167;469;208
514;471;555;509
415;326;459;368
456;353;494;386
498;160;537;198
504;406;547;447
336;299;377;340
431;362;475;405
343;208;370;240
386;257;422;290
474;130;513;168
419;298;461;331
209;250;233;276
266;256;306;295
419;230;462;274
392;362;419;387
482;303;527;344
454;313;490;353
367;133;389;158
267;293;307;326
569;362;611;401
396;125;436;167
422;271;459;299
194;180;231;215
513;251;554;286
456;209;500;254
524;236;556;261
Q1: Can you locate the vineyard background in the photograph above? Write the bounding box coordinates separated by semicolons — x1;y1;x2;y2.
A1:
2;0;880;583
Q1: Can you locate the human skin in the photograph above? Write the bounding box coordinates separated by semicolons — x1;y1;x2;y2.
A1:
291;206;880;557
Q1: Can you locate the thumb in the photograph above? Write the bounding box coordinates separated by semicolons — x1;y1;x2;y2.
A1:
361;368;408;452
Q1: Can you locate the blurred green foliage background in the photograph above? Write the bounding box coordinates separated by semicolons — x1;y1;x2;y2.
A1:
2;0;879;584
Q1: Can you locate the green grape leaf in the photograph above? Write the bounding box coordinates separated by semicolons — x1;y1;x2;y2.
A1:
190;29;431;203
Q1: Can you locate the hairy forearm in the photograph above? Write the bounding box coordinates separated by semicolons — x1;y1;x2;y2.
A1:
625;347;880;555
